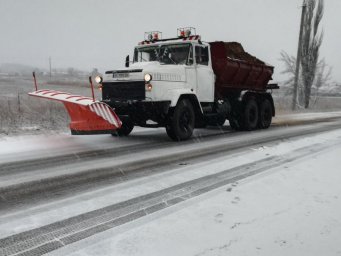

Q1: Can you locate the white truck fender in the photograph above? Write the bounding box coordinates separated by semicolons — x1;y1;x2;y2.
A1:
167;89;203;113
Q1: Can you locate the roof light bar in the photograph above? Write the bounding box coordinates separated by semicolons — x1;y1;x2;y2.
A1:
144;31;162;41
138;28;200;45
177;27;197;38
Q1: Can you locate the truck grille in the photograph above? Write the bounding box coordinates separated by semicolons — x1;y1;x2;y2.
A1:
102;81;145;101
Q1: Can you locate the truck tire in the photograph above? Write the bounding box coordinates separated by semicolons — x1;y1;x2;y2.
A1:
112;119;134;137
258;99;272;129
243;99;259;131
166;99;195;141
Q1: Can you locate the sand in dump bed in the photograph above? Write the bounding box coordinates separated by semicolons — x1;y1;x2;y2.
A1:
224;42;265;65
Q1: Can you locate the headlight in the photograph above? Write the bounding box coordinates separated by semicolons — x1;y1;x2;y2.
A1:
95;76;103;84
144;73;152;82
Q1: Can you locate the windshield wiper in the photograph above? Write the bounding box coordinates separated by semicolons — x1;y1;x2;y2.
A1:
168;56;177;64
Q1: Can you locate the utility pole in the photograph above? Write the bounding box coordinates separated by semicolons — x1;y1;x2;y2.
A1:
292;0;307;110
49;56;52;78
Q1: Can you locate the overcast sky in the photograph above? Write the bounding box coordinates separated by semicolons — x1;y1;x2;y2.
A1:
0;0;340;82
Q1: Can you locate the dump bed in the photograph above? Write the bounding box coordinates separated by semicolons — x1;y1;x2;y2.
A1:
209;41;274;95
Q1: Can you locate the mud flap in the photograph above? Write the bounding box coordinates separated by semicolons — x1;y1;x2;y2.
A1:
28;89;122;135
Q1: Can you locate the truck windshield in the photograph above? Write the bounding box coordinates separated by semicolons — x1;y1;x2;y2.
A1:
134;46;159;62
134;44;192;65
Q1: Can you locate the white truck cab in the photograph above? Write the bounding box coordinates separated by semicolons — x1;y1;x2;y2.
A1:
103;31;214;106
101;28;217;140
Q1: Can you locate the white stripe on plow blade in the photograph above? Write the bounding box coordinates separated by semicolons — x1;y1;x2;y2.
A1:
89;103;120;127
99;104;119;127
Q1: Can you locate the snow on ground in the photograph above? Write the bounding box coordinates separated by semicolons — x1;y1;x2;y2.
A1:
0;127;166;164
1;112;341;255
46;129;341;256
2;128;340;240
277;111;341;121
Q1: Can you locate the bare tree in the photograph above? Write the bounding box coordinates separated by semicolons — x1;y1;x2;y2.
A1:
280;50;332;106
314;59;332;90
300;0;324;108
280;51;296;86
311;58;332;105
280;51;301;97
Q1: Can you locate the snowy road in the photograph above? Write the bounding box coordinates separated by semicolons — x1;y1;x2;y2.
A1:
0;112;341;255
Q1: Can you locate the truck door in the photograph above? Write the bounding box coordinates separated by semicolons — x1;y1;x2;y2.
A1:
185;44;197;94
195;45;215;102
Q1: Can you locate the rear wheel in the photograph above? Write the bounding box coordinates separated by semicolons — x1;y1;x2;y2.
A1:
111;119;134;137
258;99;273;129
166;99;195;141
243;99;259;131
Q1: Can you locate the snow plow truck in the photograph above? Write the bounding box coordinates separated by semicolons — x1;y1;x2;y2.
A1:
29;28;279;141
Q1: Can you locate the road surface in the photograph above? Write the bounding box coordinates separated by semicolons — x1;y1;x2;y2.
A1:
1;112;341;256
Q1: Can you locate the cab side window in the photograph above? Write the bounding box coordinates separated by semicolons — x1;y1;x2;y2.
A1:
195;46;209;65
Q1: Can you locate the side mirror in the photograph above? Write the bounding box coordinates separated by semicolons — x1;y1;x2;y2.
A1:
125;55;130;68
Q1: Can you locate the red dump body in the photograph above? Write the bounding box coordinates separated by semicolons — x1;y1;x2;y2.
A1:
209;41;274;95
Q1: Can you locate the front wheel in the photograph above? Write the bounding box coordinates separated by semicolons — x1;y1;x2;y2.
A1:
166;99;195;141
111;119;134;137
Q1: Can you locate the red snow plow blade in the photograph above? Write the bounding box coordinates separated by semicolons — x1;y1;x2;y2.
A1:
28;89;122;135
